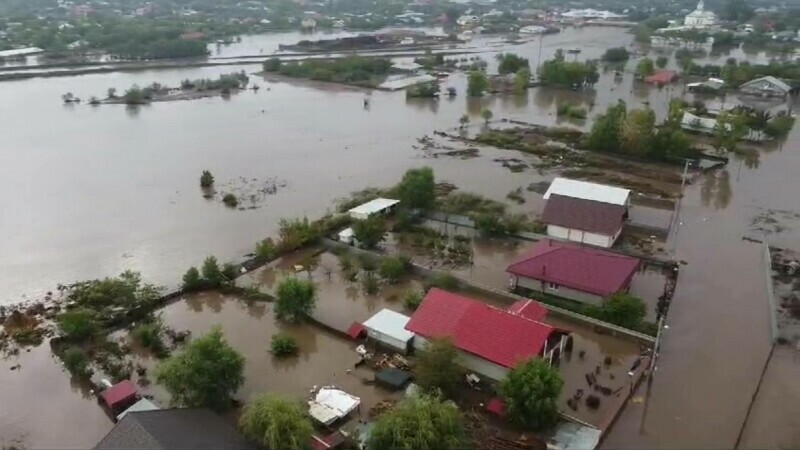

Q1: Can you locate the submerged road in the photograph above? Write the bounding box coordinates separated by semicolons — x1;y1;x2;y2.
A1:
603;131;800;448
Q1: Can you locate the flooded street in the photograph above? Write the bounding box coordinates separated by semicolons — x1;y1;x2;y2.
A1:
1;23;800;449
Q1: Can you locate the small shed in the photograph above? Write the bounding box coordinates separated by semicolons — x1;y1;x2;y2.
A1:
645;70;679;86
346;322;367;340
375;368;413;390
362;309;415;354
338;227;355;245
310;431;348;450
348;198;400;220
309;388;361;425
101;380;138;415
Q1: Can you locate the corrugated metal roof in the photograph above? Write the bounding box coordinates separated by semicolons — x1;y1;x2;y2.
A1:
0;47;44;57
348;198;399;217
543;178;630;206
740;75;791;93
116;398;160;421
362;309;414;343
507;239;640;296
541;194;626;235
405;289;555;368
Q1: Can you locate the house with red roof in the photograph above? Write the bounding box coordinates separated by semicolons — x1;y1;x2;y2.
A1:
507;240;641;305
405;288;566;381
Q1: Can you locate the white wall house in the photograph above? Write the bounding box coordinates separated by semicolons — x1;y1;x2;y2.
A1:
347;198;400;221
684;0;717;28
545;223;622;248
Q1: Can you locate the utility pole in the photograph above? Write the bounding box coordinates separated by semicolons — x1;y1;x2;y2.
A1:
669;159;690;256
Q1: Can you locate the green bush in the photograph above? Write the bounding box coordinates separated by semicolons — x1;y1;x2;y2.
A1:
132;321;165;354
222;193;238;207
57;309;99;342
255;238;277;262
403;289;424;311
362;271;380;295
270;333;299;357
200;170;214;188
63;346;91;377
182;266;203;291
428;273;458;291
379;257;409;283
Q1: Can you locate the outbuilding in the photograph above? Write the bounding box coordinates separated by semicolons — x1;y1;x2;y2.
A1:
739;76;792;98
348;198;399;220
100;380;138;416
362;308;415;354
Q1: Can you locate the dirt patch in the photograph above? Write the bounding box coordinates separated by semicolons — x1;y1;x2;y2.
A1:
751;207;800;235
209;176;288;210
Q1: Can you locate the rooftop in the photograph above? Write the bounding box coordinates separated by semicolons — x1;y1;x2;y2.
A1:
362;308;414;343
348;198;399;217
100;380;137;410
0;47;44;58
541;194;626;236
309;387;361;425
507;299;548;321
94;408;257;449
405;289;556;368
507;240;641;297
740;75;792;93
645;70;679;85
543;178;630;206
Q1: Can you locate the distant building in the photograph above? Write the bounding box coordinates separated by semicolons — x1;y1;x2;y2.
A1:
301;18;317;29
541;178;630;248
644;70;679;86
684;0;717;28
739;76;792;97
560;9;625;20
507;239;641;305
456;15;480;27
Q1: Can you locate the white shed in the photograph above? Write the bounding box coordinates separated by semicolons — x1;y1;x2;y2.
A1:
338;227;355;244
362;309;414;354
544;178;630;207
348;198;400;220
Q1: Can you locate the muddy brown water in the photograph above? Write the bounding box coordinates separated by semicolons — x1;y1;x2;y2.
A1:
2;25;800;448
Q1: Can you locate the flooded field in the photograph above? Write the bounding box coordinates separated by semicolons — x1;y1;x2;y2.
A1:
2;23;800;449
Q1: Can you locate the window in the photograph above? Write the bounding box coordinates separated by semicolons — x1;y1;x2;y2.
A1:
547;282;559;291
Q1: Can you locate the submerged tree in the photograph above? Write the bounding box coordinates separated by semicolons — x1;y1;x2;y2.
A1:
600;292;646;329
239;394;313;449
275;278;316;323
467;70;488;97
200;170;214;188
481;108;494;124
396;167;436;210
352;216;386;249
155;326;245;411
415;338;463;398
367;394;467;450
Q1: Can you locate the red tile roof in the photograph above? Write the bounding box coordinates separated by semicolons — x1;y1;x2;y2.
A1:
405;289;555;368
507;240;640;296
645;70;678;85
507;300;548;321
541;194;625;236
101;380;138;410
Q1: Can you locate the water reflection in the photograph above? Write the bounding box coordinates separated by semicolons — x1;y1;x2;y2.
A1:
405;97;439;114
700;169;732;209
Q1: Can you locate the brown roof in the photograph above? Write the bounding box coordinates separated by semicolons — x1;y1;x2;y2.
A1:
541;194;625;236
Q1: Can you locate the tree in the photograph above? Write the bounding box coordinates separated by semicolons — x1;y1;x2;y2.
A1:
107;87;117;98
202;256;224;287
621;108;656;156
415;338;463;398
586;101;627;153
182;267;202;290
123;85;147;105
712;112;748;154
467;71;488;97
62;346;91;377
57;309;99;342
275;278;316;323
379;256;408;283
481;108;493;124
200;170;214;188
499;358;563;431
255;238;277;262
601;47;630;62
496;53;530;74
397;167;435;210
515;68;531;92
155;326;245;411
459;114;470;129
352;216;386;249
239;394;313;449
656;56;668;69
367;394;466;450
721;0;754;21
636;57;656;77
404;289;424;310
222;193;239;207
600;292;646;329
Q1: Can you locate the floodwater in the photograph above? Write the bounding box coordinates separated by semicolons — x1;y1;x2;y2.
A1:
0;345;112;448
2;24;800;448
124;291;402;428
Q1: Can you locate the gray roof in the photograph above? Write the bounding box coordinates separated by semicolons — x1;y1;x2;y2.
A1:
740;76;792;93
95;408;259;450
